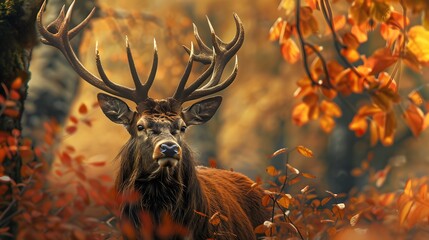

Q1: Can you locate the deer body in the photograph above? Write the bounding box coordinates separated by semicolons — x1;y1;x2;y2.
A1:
37;1;268;238
114;99;267;239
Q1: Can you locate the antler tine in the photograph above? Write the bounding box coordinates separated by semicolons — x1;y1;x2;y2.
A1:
173;14;244;104
125;36;143;90
95;42;133;96
37;0;153;104
173;42;195;100
140;38;159;101
126;38;159;102
186;56;238;101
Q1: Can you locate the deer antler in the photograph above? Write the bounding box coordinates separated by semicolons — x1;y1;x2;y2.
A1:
37;0;244;107
36;0;157;104
172;14;244;103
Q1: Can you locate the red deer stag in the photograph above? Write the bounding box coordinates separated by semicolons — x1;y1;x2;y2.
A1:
37;1;268;239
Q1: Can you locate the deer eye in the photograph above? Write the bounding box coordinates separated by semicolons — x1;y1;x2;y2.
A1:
137;125;144;131
180;126;187;133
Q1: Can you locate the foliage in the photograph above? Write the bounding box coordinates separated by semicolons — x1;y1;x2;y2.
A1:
2;0;429;239
270;0;429;146
256;147;429;239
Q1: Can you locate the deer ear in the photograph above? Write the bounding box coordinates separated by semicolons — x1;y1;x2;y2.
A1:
182;96;222;126
97;93;134;126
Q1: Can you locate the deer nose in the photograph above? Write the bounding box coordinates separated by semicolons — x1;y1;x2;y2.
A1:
159;142;180;158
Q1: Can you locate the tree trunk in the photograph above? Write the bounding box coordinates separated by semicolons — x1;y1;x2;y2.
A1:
0;0;43;238
22;0;98;164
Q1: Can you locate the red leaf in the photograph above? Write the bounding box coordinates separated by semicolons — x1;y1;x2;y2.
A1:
90;161;106;167
59;152;72;167
78;103;88;114
65;126;77;135
69;115;78;124
76;183;89;205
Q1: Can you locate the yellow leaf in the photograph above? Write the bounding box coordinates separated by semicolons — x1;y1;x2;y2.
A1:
278;0;296;16
296;145;313;158
407;26;429;63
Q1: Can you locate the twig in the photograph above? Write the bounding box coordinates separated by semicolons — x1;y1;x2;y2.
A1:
295;0;319;87
319;0;362;78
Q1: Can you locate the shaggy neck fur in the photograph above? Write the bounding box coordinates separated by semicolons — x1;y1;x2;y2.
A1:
116;137;209;238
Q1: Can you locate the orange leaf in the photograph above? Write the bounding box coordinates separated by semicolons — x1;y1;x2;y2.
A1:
399;201;414;226
408;90;424;106
281;38;300;64
302;172;316;179
278;195;291;208
266;166;280;176
341;48;360;63
403;104;425;136
292;103;310;126
320;100;341;117
320;115;335;133
11;77;22;90
296;145;313;157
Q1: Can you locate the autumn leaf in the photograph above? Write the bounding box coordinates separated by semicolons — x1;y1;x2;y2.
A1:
279;0;296;16
78;103;88;114
349;0;370;26
408;90;424;105
270;148;288;158
278;195;291;208
407;26;429;63
90;161;106;167
281;38;300;64
66;126;77;135
403;104;425;136
370;1;392;22
266;166;280;176
365;48;398;75
286;163;300;174
292;102;310;126
399;201;414;226
296;145;313;157
269;18;291;42
299;7;318;37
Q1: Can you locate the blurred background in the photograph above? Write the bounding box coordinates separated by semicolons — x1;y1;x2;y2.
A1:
24;0;429;195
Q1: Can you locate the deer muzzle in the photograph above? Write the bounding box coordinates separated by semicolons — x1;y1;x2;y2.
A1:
153;141;182;168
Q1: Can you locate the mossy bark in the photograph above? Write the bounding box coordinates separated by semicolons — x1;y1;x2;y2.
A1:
0;0;43;238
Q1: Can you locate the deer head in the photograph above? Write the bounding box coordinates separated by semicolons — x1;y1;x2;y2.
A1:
37;0;243;175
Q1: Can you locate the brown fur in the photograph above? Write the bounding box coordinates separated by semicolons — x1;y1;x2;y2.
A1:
95;98;269;239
